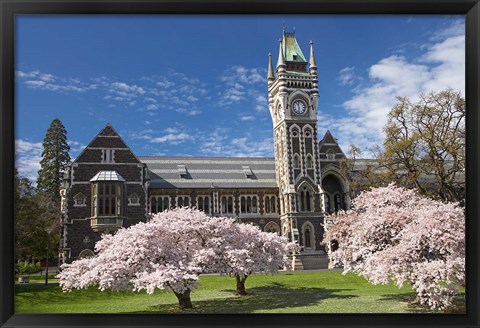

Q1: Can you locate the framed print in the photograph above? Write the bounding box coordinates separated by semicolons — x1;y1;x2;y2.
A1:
1;1;479;328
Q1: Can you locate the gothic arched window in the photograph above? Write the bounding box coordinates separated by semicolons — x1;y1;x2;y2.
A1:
306;155;313;169
221;196;234;214
240;195;258;214
334;194;342;213
298;186;314;212
177;196;190;208
197;196;210;214
324;194;331;214
150;196;170;213
304;228;312;248
293;154;300;169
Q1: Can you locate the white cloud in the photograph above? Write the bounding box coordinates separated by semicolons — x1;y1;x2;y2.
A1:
151;133;191;144
240;115;255;121
146;104;159;110
199;128;273;157
329;20;465;156
218;66;266;108
68;140;87;155
17;70;90;93
15;139;43;184
338;66;356;86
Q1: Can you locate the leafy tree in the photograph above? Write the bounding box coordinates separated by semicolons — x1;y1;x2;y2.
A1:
323;184;464;310
214;222;297;295
339;145;391;199
381;89;465;203
58;208;295;309
37;118;71;201
15;170;59;262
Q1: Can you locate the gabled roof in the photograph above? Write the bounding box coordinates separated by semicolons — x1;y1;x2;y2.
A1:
139;156;278;189
283;32;307;64
318;130;346;159
73;123;144;165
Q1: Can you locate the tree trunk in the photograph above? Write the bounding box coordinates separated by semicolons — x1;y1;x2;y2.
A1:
235;274;248;296
173;289;193;309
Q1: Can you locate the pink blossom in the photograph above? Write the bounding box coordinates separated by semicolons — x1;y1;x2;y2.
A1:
323;183;464;310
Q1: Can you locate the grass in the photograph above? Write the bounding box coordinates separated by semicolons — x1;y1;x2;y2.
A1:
15;271;465;314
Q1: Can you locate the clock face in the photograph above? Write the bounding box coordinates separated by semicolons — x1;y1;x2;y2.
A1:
292;100;306;115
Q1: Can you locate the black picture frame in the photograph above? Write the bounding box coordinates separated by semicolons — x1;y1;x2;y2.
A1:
1;1;479;327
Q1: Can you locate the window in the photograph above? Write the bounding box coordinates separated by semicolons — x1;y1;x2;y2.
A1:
176;196;190;208
264;221;280;234
197;196;210;214
264;195;277;214
177;165;187;178
293;154;300;169
242;166;253;178
101;149;115;163
221;196;234;214
334;194;342;213
91;182;122;217
324;194;331;214
73;193;86;207
306;155;313;169
298;186;313;212
128;193;140;206
304;227;312;248
240;195;258;214
150;196;170;213
302;222;315;250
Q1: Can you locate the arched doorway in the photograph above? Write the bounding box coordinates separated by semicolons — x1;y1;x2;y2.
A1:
322;174;346;214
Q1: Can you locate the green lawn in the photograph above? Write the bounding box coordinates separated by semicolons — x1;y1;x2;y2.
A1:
15;271;464;314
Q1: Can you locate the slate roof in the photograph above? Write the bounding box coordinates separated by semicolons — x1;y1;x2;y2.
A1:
140;156;278;189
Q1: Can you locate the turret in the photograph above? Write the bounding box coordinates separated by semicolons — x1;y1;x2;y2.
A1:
276;38;286;73
309;40;317;76
268;52;275;86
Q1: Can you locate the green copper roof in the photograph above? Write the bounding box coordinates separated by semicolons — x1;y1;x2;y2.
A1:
282;32;307;63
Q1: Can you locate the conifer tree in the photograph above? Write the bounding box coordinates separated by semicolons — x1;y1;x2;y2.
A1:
37;118;71;201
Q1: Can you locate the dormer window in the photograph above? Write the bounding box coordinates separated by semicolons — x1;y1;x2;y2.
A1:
242;166;253;178
177;165;187;178
102;149;115;163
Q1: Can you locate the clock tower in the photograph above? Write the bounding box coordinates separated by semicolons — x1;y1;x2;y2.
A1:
268;31;327;267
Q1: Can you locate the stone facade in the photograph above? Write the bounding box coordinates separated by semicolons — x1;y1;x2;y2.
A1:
59;31;349;269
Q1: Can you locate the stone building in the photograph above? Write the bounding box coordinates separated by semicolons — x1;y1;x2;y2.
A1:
59;31;350;269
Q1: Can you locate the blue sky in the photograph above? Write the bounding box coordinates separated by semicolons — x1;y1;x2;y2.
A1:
15;15;465;183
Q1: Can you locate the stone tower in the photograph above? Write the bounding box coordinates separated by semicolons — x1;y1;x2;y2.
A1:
268;30;327;267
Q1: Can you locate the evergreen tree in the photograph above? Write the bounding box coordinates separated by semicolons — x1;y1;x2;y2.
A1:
37;118;71;201
15;169;54;261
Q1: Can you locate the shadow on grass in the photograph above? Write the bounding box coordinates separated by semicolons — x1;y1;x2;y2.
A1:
141;282;357;313
15;284;147;309
378;291;466;314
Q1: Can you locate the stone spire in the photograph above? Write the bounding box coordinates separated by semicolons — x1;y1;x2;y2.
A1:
276;38;286;73
268;52;275;84
309;40;317;75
